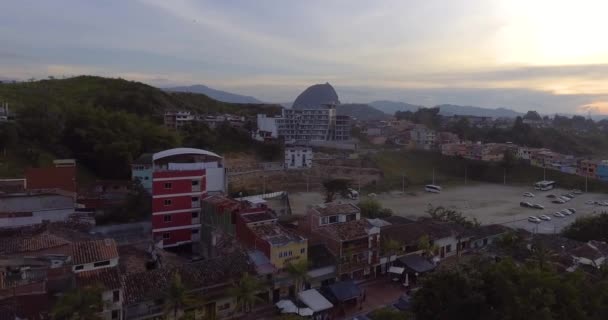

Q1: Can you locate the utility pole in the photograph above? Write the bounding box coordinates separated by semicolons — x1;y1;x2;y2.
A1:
543;167;546;181
402;174;405;193
262;174;266;194
503;168;506;185
464;166;467;185
306;174;309;193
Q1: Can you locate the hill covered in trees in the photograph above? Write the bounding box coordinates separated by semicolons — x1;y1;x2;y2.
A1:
0;76;282;179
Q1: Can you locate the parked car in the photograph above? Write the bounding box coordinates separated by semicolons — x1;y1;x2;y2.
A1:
566;193;576;198
539;214;551;221
546;194;557;198
528;216;542;223
558;196;571;202
531;204;545;210
564;208;576;214
523;192;535;198
552;199;566;204
585;200;596;205
520;201;533;208
562;195;573;200
573;189;583;195
560;209;572;216
553;212;565;218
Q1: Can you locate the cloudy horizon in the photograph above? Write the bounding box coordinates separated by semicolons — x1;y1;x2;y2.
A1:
3;0;608;114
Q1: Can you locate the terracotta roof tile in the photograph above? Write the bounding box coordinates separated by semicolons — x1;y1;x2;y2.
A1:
315;219;370;241
76;268;122;290
0;232;71;255
71;239;118;265
312;202;360;217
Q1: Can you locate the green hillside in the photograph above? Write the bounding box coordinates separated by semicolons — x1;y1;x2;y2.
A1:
0;76;282;179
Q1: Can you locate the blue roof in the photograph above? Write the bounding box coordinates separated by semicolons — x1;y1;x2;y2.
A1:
325;280;361;302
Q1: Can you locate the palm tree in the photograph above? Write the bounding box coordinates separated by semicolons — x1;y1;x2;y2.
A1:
164;272;197;320
382;238;402;265
52;285;103;320
417;235;439;258
527;242;556;270
227;273;266;313
285;260;310;294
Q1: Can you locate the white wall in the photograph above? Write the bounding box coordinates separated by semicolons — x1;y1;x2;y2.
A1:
257;114;278;137
73;257;119;273
285;147;313;169
0;208;74;228
206;167;226;193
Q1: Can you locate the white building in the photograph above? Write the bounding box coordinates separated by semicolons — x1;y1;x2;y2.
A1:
164;111;195;130
285;146;313;169
256;114;279;139
0;193;75;228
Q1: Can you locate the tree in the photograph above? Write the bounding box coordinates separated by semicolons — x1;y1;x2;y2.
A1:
417;235;438;258
285;260;310;294
359;198;393;218
322;179;351;203
227;273;266;313
523;110;542;121
381;238;402;263
164;273;197;320
527;241;556;271
562;213;608;242
52;285;103;320
425;205;479;229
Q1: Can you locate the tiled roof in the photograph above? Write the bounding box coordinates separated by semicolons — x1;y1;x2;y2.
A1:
250;223;304;246
382;220;465;244
71;239;118;265
312;202;360;217
315;219;370;241
241;210;276;223
76;268;122;290
123;251;254;305
0;232;71;255
570;241;608;261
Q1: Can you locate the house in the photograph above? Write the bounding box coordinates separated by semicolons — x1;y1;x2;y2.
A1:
569;240;608;268
441;142;471;157
409;125;436;150
578;159;599;179
164;111;195;130
437;131;460;145
305;203;380;280
0;192;75;228
150;148;226;249
122;251;257;320
285;146;313;169
200;195;243;258
71;239;119;273
468;224;510;249
25;165;77;195
76;268;123;320
306;244;337;289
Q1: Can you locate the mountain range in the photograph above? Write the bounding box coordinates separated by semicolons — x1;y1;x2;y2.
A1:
164;84;263;104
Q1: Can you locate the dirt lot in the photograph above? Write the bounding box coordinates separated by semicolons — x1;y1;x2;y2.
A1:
289;183;608;234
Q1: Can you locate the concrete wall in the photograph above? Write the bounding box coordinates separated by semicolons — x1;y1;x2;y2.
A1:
0;208;73;228
206;167;226;193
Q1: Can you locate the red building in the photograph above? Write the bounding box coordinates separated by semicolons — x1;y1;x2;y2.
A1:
151;148;225;248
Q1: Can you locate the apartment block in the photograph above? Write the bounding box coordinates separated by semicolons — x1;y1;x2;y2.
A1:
164;111;195;130
284;146;313;169
151;148;226;248
270;105;351;143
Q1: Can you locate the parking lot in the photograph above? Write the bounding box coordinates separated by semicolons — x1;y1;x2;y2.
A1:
289;183;608;234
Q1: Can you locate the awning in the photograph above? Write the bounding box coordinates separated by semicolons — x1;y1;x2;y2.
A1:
398;255;435;273
325;280;361;302
298;308;314;316
298;289;334;312
388;266;405;274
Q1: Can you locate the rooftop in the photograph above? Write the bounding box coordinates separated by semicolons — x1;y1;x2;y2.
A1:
202;194;242;210
123;251;254;305
240;210;276;223
71;239;118;265
0;232;71;255
315;219;371;241
152;148;222;162
0;193;74;213
250;223;305;246
76;268;122;290
382;220;467;244
24;166;77;193
312;202;360;217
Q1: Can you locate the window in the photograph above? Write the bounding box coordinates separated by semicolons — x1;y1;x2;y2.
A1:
192;229;199;234
93;260;111;268
445;245;452;253
164;199;172;206
346;214;356;222
289;251;292;256
483;238;488;246
329;216;338;224
321;217;329;225
191;197;199;202
111;310;119;319
74;265;84;271
164;183;172;189
300;248;306;254
113;290;120;302
163;215;172;222
163;233;171;240
192;180;199;186
192;211;199;219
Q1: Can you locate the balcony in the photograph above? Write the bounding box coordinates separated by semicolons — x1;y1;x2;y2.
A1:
192;200;201;208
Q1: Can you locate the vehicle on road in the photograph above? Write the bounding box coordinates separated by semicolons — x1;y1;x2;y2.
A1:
531;204;545;210
520;201;533;208
547;194;557;198
552;199;566;204
539;214;551;221
528;216;542;223
553;212;565;218
565;208;576;214
560;209;572;216
425;184;442;193
534;180;556;191
523;192;535;198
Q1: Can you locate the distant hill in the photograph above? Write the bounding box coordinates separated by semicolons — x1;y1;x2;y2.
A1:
337;104;389;121
370;100;521;118
369;100;424;114
165;84;263;104
434;104;522;118
292;83;340;109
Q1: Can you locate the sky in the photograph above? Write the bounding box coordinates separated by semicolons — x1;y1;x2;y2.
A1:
2;0;608;114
